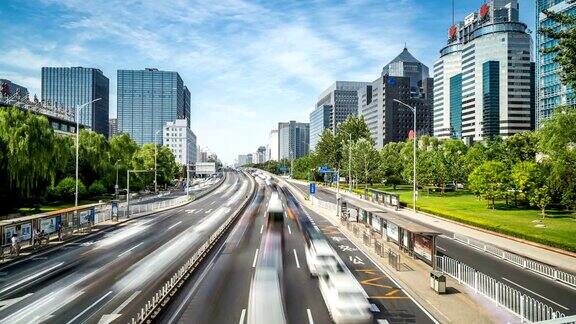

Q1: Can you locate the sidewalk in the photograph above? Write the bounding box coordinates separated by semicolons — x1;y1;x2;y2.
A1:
279;177;515;324
291;178;576;273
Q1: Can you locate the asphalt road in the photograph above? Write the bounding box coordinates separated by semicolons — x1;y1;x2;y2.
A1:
292;181;576;316
0;171;252;323
161;175;435;324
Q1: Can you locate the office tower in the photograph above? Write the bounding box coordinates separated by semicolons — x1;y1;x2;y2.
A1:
109;118;118;138
0;79;29;99
278;121;310;160
536;0;576;127
433;0;534;141
163;119;196;166
359;47;434;148
117;68;190;145
310;81;369;150
41;67;109;136
268;129;279;161
256;146;267;164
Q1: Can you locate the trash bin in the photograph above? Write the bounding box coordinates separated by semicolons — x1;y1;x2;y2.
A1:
430;271;446;294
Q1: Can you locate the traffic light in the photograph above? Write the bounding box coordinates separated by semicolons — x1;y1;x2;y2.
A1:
1;82;9;97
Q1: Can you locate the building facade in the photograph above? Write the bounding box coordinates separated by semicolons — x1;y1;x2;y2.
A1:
309;105;331;151
359;47;434;148
109;118;118;138
268;129;279;161
163;119;196;166
255;146;267;164
310;81;369;151
278;121;309;160
41;67;110;137
433;0;534;141
0;79;29;99
117;68;190;145
536;0;576;127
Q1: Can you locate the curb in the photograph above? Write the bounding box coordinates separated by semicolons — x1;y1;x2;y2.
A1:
0;175;228;270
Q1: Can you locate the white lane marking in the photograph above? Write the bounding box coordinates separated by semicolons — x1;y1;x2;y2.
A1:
501;277;569;310
378;320;390;324
370;303;380;312
0;293;33;308
252;249;259;268
436;246;446;252
186;209;196;214
98;314;122;324
205;208;213;214
111;290;141;314
0;262;64;295
260;225;264;234
66;290;113;324
307;309;314;324
168;221;182;230
239;308;246;324
293;249;300;269
288;224;292;235
210;201;216;205
117;242;143;258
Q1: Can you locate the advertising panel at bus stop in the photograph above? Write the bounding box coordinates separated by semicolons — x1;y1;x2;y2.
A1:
414;234;433;263
386;222;399;242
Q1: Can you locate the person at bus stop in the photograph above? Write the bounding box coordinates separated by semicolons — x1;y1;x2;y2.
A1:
10;233;19;256
56;222;63;241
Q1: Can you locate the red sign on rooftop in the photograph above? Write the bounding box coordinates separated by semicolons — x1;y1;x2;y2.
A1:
480;4;490;17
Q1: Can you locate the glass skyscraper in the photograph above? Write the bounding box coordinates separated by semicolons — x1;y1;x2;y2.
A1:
309;105;331;151
536;0;576;127
41;67;110;137
278;121;309;160
117;68;190;145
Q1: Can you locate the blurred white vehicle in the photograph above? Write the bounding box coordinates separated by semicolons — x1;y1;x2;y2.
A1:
305;239;342;277
318;272;372;324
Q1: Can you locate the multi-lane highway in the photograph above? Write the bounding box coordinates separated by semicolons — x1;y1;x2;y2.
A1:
0;171;252;323
290;181;576;316
158;174;436;324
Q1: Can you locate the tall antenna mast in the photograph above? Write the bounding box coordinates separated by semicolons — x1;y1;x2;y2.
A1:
452;0;455;25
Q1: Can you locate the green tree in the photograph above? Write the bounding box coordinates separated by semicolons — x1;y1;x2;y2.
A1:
314;129;340;170
510;161;539;205
131;144;178;190
348;138;381;192
442;138;468;187
50;177;87;201
379;142;404;189
88;180;107;196
335;115;373;146
468;161;510;209
109;134;139;190
504;132;538;165
530;186;553;218
78;130;111;188
291;153;317;180
0;108;62;204
539;9;576;90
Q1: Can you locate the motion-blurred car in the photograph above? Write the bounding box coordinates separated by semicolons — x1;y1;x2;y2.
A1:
318;272;372;324
305;239;342;277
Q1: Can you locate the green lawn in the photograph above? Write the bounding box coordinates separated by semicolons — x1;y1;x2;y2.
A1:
351;185;576;252
17;199;100;216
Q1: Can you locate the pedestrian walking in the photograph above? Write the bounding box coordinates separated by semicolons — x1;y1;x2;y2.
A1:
10;233;19;256
56;222;62;241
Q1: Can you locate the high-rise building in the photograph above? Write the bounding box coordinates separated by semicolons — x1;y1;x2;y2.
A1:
0;79;29;99
41;67;110;137
256;146;267;164
310;81;369;150
237;154;253;166
117;68;190;145
268;129;279;161
433;0;534;141
536;0;576;127
163;119;196;166
278;121;309;160
309;105;331;151
359;47;434;148
109;118;118;138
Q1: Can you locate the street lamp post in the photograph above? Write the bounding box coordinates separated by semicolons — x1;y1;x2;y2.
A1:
74;98;102;211
348;133;352;192
393;99;417;214
115;159;121;199
154;130;161;193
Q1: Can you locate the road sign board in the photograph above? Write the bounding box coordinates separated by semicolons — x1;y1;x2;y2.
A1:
333;173;339;183
309;183;316;194
318;165;332;173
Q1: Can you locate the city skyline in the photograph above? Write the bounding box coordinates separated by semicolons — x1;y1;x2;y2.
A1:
0;0;536;163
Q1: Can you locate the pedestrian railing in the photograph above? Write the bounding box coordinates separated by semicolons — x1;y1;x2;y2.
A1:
453;233;576;288
436;254;565;323
310;195;338;212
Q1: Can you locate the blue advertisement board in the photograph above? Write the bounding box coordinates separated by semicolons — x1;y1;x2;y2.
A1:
309;183;316;194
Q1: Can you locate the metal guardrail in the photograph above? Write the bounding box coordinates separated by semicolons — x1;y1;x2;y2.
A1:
436;254;565;323
453;233;576;288
130;172;256;323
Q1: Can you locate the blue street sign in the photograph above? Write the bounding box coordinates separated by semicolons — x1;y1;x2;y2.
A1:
318;165;332;173
310;183;316;194
333;173;339;183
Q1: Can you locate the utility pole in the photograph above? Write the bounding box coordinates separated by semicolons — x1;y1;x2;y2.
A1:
154;130;161;193
394;99;418;214
348;133;352;192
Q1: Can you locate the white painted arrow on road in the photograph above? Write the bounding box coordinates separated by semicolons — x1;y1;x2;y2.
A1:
98;314;122;324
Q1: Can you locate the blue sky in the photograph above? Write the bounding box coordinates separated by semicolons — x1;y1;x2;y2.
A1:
0;0;535;163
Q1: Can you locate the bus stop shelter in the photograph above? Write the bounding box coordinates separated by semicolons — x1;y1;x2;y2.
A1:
341;199;440;267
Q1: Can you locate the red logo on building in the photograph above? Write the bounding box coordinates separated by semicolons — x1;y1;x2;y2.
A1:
448;25;458;40
480;4;490;18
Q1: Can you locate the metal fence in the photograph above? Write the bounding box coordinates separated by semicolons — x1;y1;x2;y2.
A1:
436;255;565;323
310;195;338;212
453;233;576;289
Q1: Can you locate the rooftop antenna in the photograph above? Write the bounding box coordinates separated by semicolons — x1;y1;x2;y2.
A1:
404;41;407;50
451;0;455;25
